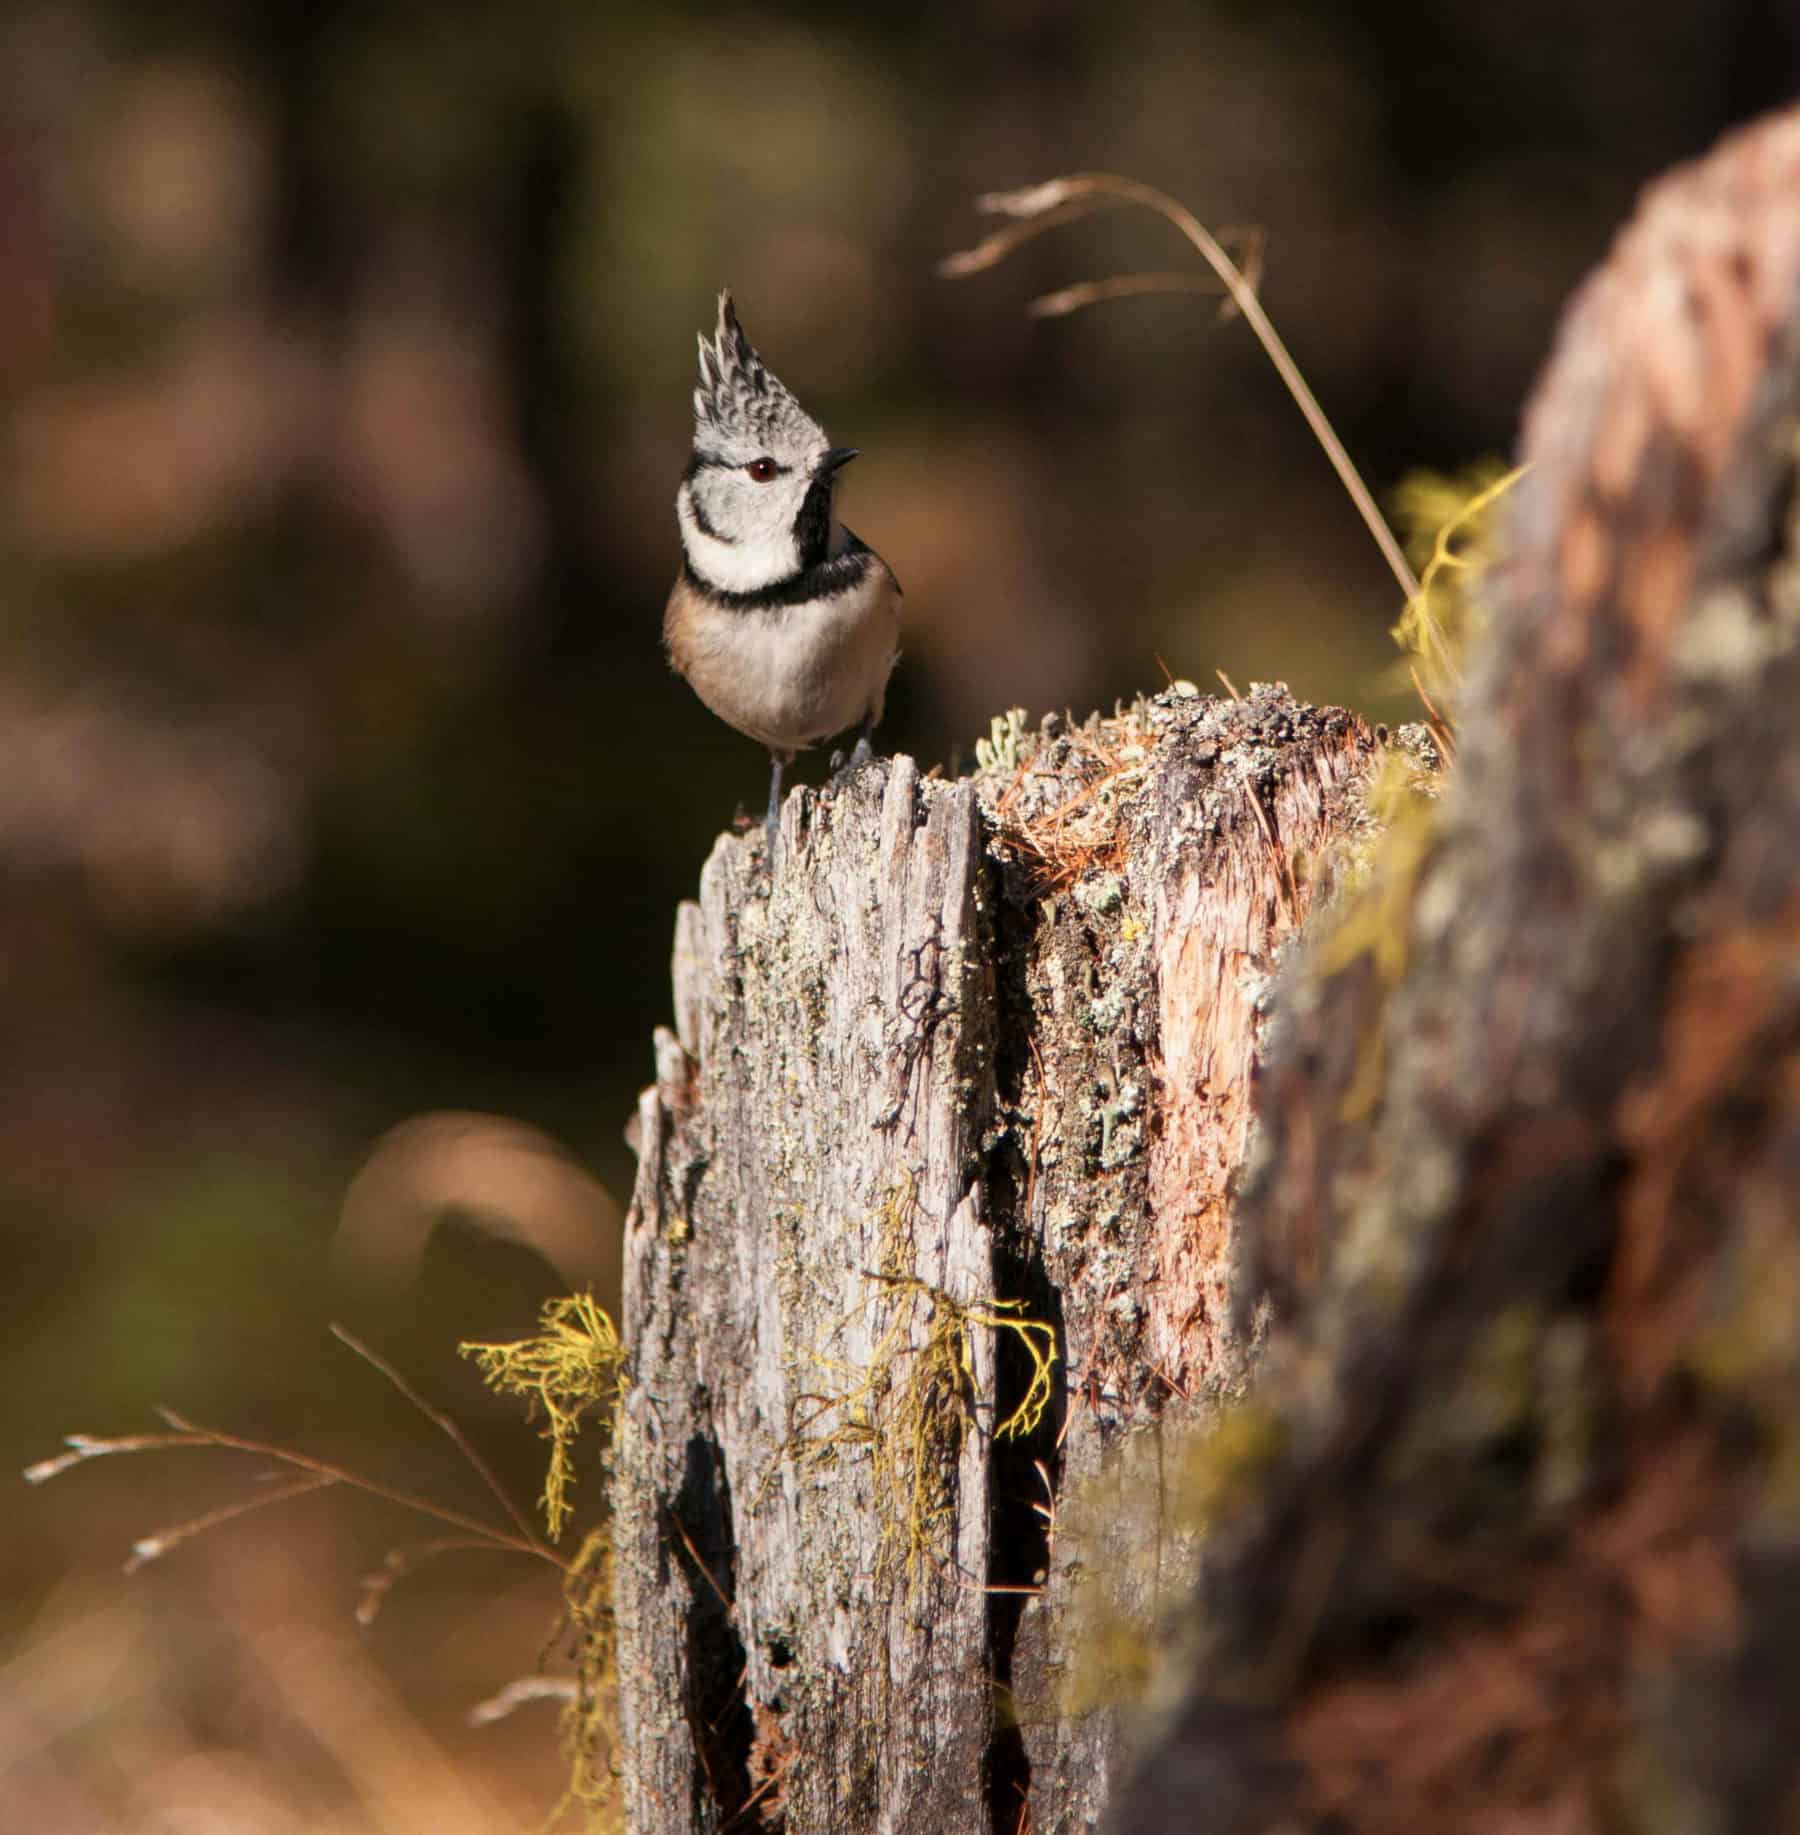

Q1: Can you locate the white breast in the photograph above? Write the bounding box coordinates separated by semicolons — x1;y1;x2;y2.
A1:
666;562;901;755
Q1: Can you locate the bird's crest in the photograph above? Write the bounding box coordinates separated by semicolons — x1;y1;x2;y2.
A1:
693;291;820;452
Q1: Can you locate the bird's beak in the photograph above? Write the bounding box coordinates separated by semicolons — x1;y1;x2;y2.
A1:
818;447;860;478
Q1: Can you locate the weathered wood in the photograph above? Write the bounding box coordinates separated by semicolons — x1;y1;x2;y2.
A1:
998;694;1380;1835
613;691;1377;1832
1113;103;1800;1835
616;760;995;1832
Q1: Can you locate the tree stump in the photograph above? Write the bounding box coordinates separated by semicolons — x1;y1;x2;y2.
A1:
1112;102;1800;1835
613;690;1378;1831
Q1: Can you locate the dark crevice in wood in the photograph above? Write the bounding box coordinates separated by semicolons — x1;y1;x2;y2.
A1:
981;1278;1063;1835
982;1186;1060;1834
981;849;1061;1834
672;1426;757;1830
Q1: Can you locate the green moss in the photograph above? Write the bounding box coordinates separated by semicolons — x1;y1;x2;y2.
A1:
1170;1402;1287;1529
1690;1226;1800;1395
1691;1215;1800;1533
1062;1404;1287;1715
1466;1302;1543;1437
1308;761;1441;1121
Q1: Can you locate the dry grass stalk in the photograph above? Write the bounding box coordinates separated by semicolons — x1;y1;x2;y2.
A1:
942;174;1421;607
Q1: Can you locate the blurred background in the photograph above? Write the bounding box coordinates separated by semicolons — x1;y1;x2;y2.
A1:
3;1;1797;1826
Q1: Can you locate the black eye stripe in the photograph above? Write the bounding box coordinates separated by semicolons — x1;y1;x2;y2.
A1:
685;450;792;479
684;487;734;544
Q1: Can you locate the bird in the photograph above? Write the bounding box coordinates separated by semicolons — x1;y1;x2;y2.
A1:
664;290;902;861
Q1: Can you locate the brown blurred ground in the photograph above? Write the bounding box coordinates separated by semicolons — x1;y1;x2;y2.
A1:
3;0;1798;1824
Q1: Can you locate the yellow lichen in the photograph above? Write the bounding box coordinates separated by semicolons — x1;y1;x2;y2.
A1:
773;1178;1058;1600
1169;1401;1287;1528
461;1292;626;1541
1390;460;1527;732
544;1526;622;1832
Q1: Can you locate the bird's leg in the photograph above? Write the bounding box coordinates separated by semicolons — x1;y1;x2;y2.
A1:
764;751;786;867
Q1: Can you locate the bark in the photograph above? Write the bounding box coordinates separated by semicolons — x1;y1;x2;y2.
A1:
613;691;1378;1832
1113;103;1800;1835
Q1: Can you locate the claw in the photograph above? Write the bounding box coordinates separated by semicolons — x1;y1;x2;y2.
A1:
827;720;878;793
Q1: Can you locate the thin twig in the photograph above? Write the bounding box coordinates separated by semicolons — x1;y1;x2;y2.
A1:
950;1574;1044;1595
722;1765;791;1831
467;1674;578;1726
1031;271;1228;316
331;1322;550;1557
945;174;1422;606
667;1510;735;1617
937;193;1127;277
357;1534;529;1626
150;1407;566;1569
125;1473;337;1571
1407;661;1457;761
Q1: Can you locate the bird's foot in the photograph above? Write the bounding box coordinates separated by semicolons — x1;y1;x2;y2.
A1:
827;732;877;793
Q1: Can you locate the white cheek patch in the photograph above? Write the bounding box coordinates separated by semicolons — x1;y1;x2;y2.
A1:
679;482;801;593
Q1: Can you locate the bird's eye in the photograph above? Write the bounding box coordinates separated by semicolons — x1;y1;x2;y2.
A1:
746;457;779;482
